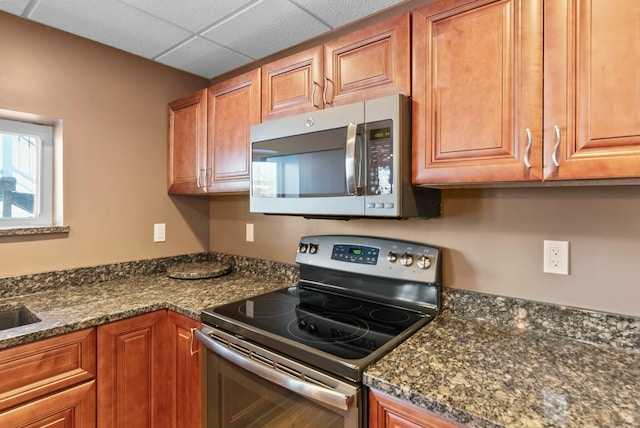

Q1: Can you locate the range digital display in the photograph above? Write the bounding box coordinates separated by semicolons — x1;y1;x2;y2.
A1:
331;244;379;265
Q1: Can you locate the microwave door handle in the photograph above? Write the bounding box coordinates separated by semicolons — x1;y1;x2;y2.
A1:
345;123;357;195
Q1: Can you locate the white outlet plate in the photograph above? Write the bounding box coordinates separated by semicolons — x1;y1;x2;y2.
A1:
154;223;166;243
543;240;569;275
246;223;254;242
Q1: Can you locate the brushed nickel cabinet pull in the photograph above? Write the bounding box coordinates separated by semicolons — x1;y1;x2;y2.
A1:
323;76;332;105
311;81;319;108
524;128;532;169
552;125;561;168
189;327;199;356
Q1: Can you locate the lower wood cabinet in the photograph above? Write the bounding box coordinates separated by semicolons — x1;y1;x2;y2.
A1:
98;310;167;428
0;311;201;427
166;310;202;428
0;381;96;427
0;328;97;427
97;310;202;428
369;389;463;428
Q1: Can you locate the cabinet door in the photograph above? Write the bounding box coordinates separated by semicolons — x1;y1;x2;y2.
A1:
262;46;323;121
168;89;208;194
544;0;640;180
207;68;261;193
166;311;201;428
324;13;410;107
0;328;96;412
97;311;168;428
369;389;463;428
0;381;95;427
412;0;542;184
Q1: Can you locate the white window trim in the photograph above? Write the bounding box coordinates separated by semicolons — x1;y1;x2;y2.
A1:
0;118;54;229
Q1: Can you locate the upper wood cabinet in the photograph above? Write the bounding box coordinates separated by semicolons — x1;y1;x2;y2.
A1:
261;13;410;121
543;0;640;180
413;0;640;186
324;12;411;107
168;69;260;195
168;89;208;194
261;46;323;121
412;0;543;185
207;68;261;192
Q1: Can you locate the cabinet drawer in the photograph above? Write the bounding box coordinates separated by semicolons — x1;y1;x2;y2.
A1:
0;380;95;427
0;328;96;411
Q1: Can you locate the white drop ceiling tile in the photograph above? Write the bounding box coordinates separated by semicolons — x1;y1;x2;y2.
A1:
0;0;31;15
27;0;191;58
156;37;252;78
291;0;406;28
118;0;254;32
201;0;331;60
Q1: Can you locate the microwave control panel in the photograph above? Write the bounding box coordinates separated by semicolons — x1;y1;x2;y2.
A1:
366;119;394;196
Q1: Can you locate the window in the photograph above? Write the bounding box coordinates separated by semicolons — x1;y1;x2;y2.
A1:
0;118;53;228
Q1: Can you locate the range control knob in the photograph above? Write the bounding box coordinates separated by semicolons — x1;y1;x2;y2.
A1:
399;253;413;266
308;243;318;254
298;243;308;253
387;252;398;263
417;256;432;270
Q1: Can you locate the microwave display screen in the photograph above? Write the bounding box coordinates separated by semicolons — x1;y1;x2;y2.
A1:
370;127;391;141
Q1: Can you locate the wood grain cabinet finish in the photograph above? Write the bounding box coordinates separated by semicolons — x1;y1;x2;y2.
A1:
0;328;96;412
0;380;96;427
165;311;201;428
369;389;464;428
168;89;208;194
412;0;543;185
543;0;640;180
261;13;410;121
261;46;323;121
324;12;410;108
207;68;261;192
97;310;167;428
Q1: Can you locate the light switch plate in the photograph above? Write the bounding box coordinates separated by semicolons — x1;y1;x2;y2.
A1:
154;223;166;242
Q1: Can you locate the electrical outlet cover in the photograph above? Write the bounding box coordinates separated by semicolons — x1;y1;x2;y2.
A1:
543;240;569;275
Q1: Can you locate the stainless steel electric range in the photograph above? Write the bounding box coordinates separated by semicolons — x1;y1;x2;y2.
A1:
196;235;442;428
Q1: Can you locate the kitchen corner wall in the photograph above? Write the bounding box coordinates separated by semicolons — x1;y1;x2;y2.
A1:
210;185;640;318
0;12;210;276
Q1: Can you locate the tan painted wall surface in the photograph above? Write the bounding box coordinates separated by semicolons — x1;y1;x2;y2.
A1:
210;185;640;318
0;12;210;276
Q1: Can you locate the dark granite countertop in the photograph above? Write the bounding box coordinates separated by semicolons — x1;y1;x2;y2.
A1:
0;253;297;350
1;254;638;427
364;291;640;428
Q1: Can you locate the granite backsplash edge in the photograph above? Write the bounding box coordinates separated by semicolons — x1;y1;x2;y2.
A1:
442;288;640;352
0;252;299;299
0;255;637;352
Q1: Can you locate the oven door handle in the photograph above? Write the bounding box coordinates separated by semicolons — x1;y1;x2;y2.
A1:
195;328;355;411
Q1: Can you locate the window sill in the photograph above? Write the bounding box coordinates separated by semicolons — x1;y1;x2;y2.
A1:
0;226;70;237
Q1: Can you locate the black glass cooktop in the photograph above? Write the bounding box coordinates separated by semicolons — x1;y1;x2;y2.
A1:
202;285;428;362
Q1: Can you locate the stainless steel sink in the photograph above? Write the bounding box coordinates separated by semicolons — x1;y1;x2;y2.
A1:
0;305;41;330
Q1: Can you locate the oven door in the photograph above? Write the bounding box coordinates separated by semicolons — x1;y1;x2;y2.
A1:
196;326;360;428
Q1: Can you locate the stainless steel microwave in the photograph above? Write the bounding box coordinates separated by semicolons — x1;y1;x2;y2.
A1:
249;94;440;219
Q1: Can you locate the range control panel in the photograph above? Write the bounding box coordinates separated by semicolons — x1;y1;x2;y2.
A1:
296;235;441;285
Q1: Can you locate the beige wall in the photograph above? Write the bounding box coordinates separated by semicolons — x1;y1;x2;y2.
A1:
210;185;640;318
0;12;210;276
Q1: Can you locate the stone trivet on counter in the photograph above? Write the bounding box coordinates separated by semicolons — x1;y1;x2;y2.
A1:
167;262;231;280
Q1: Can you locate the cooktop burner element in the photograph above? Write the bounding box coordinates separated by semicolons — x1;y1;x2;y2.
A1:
201;235;442;382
